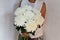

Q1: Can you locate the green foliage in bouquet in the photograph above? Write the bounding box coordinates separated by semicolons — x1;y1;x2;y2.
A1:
14;24;26;32
14;24;35;35
14;21;35;35
14;24;35;40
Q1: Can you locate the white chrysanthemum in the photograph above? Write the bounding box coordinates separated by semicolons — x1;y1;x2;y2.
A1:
37;16;44;26
15;16;26;26
25;21;37;32
34;15;44;26
14;5;44;33
24;11;34;19
15;7;25;16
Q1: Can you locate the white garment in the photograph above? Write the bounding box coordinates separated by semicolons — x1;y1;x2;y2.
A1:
21;0;43;11
20;0;44;39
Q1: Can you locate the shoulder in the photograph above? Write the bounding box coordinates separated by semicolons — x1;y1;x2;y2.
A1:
41;2;46;18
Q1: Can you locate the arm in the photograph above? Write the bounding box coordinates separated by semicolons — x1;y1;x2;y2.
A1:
40;2;46;18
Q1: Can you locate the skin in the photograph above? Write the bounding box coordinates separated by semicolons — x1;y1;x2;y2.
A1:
22;32;28;37
41;2;46;18
28;0;36;3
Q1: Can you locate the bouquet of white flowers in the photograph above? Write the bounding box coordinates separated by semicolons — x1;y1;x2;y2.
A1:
14;5;44;40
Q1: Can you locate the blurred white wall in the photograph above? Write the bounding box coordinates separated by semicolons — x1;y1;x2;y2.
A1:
0;0;20;40
0;0;60;40
44;0;60;40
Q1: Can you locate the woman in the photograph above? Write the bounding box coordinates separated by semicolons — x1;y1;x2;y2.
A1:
18;0;46;40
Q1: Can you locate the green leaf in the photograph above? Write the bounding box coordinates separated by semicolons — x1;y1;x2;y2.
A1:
28;31;35;35
16;27;20;31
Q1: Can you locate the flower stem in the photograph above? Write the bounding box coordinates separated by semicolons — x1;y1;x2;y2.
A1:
27;37;28;40
24;36;28;40
24;37;25;40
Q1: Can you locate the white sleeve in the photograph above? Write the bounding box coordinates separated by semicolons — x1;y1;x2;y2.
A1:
29;27;43;38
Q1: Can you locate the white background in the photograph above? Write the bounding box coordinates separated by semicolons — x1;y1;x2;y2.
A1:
0;0;20;40
0;0;60;40
44;0;60;40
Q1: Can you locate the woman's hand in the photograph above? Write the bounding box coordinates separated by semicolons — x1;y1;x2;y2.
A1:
22;32;28;37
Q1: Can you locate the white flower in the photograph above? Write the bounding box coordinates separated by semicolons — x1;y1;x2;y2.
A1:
14;5;44;33
24;11;34;19
33;14;44;26
15;7;25;16
25;21;37;32
15;15;26;26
